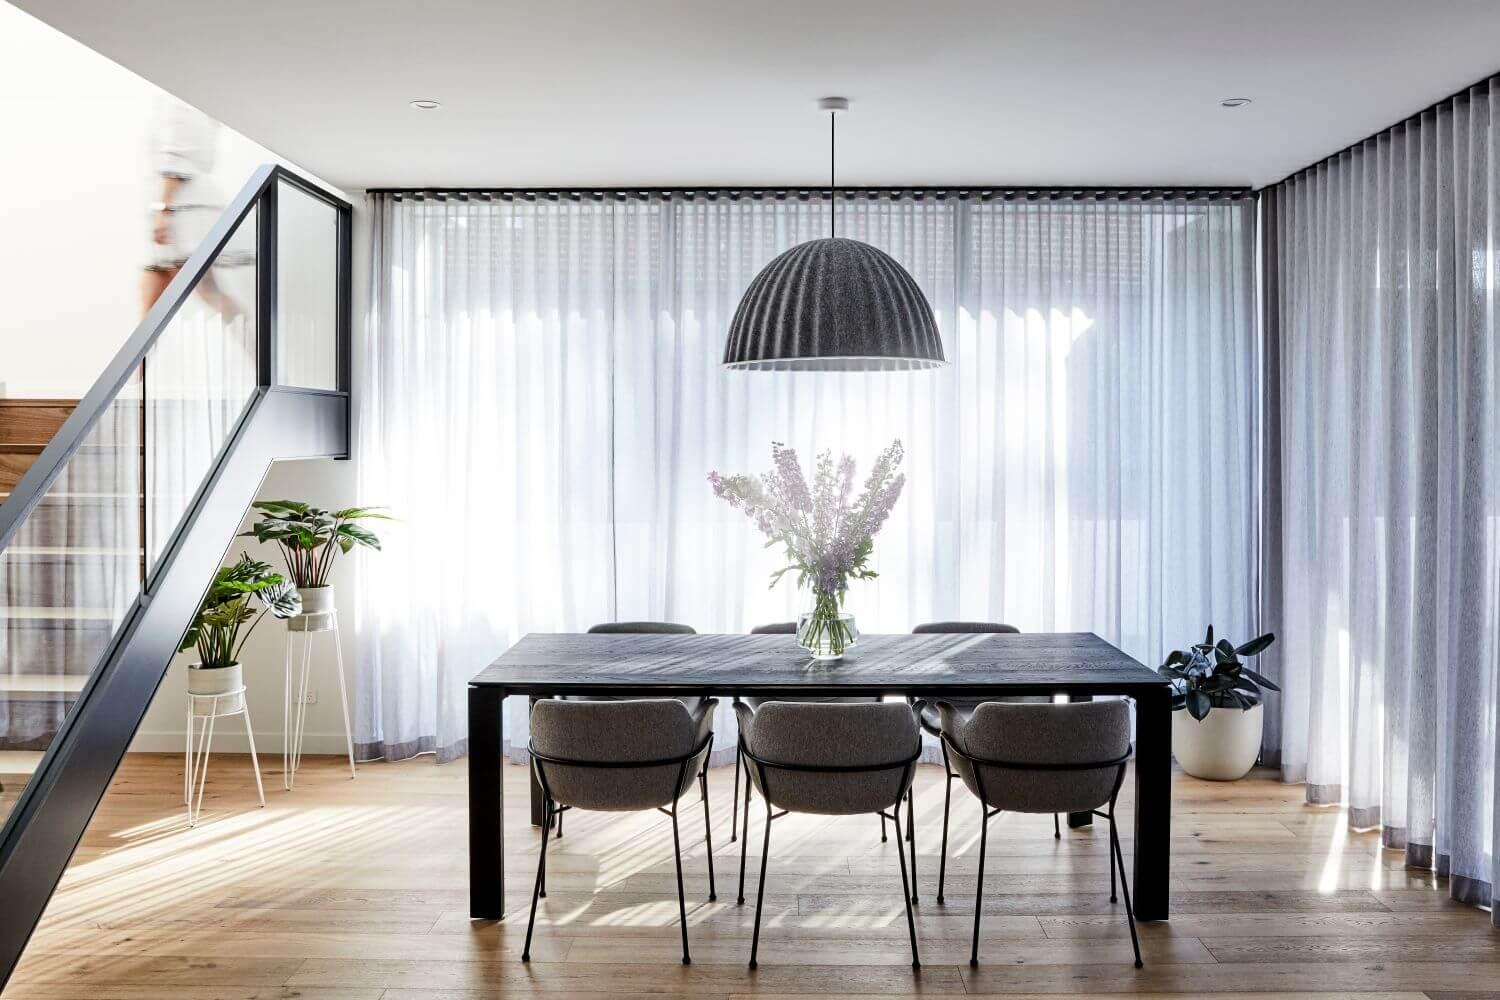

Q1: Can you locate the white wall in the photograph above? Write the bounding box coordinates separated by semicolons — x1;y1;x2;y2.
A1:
0;1;330;397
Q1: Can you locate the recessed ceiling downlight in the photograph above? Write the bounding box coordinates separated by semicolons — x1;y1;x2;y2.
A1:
410;99;442;110
1219;97;1252;108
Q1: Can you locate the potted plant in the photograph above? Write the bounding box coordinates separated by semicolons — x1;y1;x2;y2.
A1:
1159;625;1279;780
241;501;389;632
180;553;302;709
709;440;906;660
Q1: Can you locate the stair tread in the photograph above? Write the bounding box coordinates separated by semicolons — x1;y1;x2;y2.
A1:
0;675;86;694
5;546;142;557
0;750;44;779
0;606;116;622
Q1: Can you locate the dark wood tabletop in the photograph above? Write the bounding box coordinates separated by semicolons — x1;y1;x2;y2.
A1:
471;631;1166;697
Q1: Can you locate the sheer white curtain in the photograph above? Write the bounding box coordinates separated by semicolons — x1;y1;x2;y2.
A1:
357;190;1257;765
1266;77;1499;920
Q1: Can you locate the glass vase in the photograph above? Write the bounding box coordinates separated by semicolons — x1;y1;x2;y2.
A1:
797;595;858;660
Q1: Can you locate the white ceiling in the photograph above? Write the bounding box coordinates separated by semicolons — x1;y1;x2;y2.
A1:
14;0;1500;191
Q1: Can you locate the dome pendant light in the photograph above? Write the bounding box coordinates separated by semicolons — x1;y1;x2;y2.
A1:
722;98;946;371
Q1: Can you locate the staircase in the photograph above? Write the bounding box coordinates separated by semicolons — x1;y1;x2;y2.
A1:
0;165;352;989
0;401;96;811
0;402;121;763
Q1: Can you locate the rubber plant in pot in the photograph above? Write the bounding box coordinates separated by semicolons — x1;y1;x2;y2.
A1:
1159;626;1278;780
180;553;301;710
241;501;388;633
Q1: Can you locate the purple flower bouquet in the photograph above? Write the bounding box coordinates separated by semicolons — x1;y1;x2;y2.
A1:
710;440;905;659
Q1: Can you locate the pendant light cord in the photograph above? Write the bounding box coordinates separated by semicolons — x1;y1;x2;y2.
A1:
829;110;836;238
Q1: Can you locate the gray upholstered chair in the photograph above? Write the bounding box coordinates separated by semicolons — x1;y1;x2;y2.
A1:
733;700;925;969
548;621;706;839
910;620;1058;905
731;622;884;844
523;697;718;965
937;699;1140;968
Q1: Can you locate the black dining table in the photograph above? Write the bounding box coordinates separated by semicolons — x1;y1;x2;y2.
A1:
468;630;1173;921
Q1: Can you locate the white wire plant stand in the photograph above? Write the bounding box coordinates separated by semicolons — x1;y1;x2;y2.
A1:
184;686;265;827
282;605;357;789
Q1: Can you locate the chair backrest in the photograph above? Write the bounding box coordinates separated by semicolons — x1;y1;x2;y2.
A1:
530;698;715;812
938;700;1129;815
911;620;1038;703
912;621;1019;634
750;622;797;634
734;701;922;816
587;621;696;634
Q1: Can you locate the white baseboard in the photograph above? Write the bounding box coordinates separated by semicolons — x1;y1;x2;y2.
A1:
130;728;352;757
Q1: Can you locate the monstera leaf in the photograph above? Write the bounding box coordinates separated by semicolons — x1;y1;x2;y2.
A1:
241;501;392;587
180;554;304;667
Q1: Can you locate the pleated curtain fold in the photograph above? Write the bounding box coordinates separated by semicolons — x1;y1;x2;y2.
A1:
1265;77;1499;921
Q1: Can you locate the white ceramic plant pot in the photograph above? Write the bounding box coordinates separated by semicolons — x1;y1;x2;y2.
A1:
288;585;335;632
188;662;244;713
1173;702;1263;781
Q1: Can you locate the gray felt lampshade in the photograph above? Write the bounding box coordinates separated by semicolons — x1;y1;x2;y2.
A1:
722;237;946;371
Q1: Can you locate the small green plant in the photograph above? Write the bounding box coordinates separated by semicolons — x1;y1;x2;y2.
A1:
1159;625;1279;720
180;553;302;668
241;500;391;588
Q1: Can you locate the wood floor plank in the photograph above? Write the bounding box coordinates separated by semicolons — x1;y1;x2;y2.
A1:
1039;911;1488;939
1201;934;1500;964
961;962;1500;994
561;934;1214;966
285;958;969;993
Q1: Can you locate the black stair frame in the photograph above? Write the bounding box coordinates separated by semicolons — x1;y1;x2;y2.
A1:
0;165;352;989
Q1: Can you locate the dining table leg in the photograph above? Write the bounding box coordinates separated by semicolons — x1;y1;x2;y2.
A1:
1132;685;1172;920
468;684;506;919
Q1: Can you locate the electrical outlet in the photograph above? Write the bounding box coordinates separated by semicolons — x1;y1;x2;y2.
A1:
299;687;318;705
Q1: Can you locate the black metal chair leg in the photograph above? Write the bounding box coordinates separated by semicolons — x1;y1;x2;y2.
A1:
521;798;554;962
908;797;919;904
880;811;888;842
737;755;752;905
748;802;773;969
670;797;692;965
539;810;551;898
1109;813;1143;968
1053;812;1060;839
892;799;921;969
1108;819;1118;903
731;732;741;842
906;786;915;841
937;747;953;905
700;770;717;901
969;807;990;967
556;805;564;838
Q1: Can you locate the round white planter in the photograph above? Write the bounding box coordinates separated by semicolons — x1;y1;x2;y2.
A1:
288;585;335;632
187;662;244;713
1172;702;1263;781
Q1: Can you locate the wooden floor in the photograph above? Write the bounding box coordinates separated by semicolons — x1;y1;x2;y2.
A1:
5;753;1498;999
